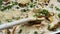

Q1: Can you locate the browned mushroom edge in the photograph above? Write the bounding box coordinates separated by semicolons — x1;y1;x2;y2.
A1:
48;22;60;31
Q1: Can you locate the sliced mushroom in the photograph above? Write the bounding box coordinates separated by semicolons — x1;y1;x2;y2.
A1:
2;29;10;34
17;0;30;4
48;22;60;31
18;0;30;7
3;0;9;2
17;0;30;7
39;0;50;6
18;3;28;7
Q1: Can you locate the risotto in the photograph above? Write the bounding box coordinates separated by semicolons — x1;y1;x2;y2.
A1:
0;0;60;34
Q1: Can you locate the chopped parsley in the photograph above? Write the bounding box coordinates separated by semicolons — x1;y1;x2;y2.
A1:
34;2;37;4
23;9;27;12
34;31;38;34
34;13;41;17
16;7;19;9
48;24;51;30
15;17;20;20
0;0;3;6
12;17;20;20
1;5;13;11
22;9;28;12
55;6;60;11
35;0;38;1
41;9;49;16
34;9;49;17
1;2;18;11
58;13;60;18
0;20;1;24
0;0;3;5
6;19;12;22
57;0;60;3
18;29;22;33
30;0;33;2
30;3;35;8
21;8;29;12
0;0;3;10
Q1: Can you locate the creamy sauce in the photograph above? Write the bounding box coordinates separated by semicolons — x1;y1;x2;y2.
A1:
0;0;60;34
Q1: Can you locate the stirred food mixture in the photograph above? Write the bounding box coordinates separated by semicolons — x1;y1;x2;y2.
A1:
0;0;60;34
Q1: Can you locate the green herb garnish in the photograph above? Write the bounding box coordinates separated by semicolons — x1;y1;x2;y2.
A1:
0;0;3;6
34;2;37;4
34;31;38;34
58;13;60;18
1;5;13;11
34;9;49;17
35;0;38;1
0;0;3;10
41;9;49;16
30;0;33;2
22;9;28;12
16;7;19;9
6;19;12;22
57;0;60;2
18;29;22;33
55;6;60;11
12;17;20;20
1;2;18;11
21;8;29;12
30;3;35;8
0;20;1;24
34;13;41;17
15;17;20;20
